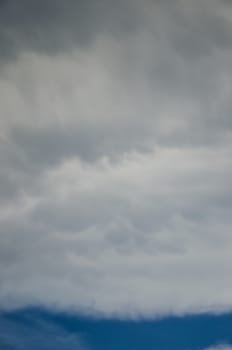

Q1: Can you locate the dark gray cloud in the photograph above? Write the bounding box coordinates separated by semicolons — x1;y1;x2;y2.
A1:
0;0;141;63
1;0;232;64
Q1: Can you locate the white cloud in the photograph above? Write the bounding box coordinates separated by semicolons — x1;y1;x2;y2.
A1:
0;143;231;316
205;346;232;350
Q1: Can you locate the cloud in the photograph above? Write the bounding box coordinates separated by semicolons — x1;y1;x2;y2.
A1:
205;346;232;350
0;145;231;316
0;0;232;317
0;312;86;350
1;0;232;63
0;0;141;63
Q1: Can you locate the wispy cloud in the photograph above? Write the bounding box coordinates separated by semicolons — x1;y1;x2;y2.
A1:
205;345;232;350
0;313;86;350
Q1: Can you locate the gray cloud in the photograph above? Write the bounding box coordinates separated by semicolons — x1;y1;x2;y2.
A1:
0;0;141;63
1;0;232;63
0;0;232;317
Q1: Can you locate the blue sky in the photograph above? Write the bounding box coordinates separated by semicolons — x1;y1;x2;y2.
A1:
1;309;232;350
0;0;232;348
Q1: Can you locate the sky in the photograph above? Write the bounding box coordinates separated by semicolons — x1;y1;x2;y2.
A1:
0;0;232;349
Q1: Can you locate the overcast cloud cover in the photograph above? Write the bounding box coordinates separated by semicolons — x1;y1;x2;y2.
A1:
0;0;232;317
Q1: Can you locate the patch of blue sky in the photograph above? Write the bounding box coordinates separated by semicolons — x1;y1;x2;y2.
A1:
1;309;232;350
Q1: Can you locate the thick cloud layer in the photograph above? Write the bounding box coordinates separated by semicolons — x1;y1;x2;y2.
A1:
0;0;232;317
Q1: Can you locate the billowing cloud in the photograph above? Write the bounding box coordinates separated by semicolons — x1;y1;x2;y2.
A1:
0;0;232;317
